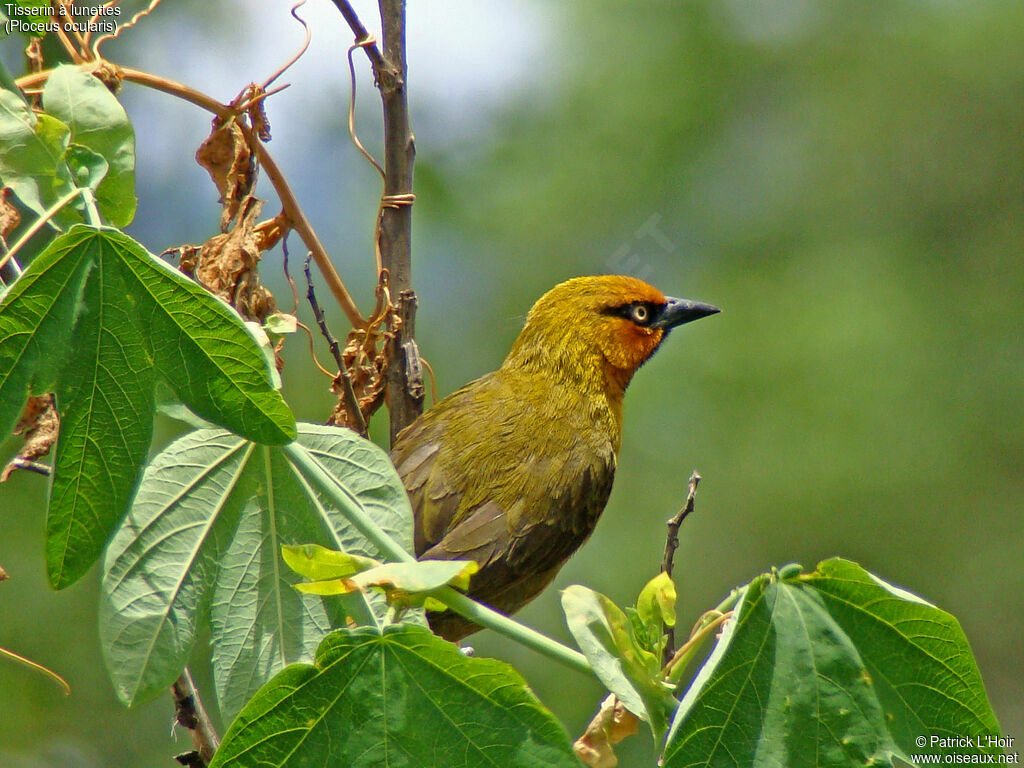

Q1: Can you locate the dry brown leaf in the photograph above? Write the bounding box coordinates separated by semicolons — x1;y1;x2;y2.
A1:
253;212;289;253
248;89;272;142
174;196;277;324
196;118;254;232
0;188;21;242
573;695;641;768
1;394;59;483
327;299;395;430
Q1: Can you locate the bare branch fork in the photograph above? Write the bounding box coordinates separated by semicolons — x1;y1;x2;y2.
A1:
661;470;701;662
332;0;422;445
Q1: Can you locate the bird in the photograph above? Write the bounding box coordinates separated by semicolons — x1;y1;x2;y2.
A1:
390;275;719;641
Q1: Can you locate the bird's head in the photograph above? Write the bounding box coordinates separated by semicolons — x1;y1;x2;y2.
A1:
503;275;719;393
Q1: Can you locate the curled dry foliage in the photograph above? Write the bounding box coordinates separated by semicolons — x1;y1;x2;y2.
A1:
175;196;279;324
195;117;255;233
328;275;397;430
573;694;641;768
0;188;21;242
1;395;59;482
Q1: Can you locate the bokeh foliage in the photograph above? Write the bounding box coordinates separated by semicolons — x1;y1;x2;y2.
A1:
1;0;1021;766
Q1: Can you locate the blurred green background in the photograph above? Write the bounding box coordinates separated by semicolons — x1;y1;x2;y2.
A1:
2;0;1021;765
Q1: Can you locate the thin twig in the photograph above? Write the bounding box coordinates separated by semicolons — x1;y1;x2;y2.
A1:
661;470;701;663
327;0;420;445
304;254;368;436
329;0;387;76
1;458;53;479
171;670;219;767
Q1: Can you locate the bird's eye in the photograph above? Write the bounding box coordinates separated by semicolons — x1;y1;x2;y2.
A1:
630;304;649;324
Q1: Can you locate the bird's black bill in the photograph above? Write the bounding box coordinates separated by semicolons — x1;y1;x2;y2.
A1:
653;297;721;329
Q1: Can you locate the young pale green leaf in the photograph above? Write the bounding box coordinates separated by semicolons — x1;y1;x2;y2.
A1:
209;625;580;768
282;543;380;581
294;559;480;601
262;311;297;336
42;65;137;226
64;144;109;192
662;560;1001;768
562;585;675;743
0;89;73;219
108;229;296;444
637;571;677;630
48;252;154;588
100;424;414;721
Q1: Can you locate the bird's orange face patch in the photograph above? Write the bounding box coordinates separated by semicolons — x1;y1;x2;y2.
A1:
592;276;669;373
600;318;664;372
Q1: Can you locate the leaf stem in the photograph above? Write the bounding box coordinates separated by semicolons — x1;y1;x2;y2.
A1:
81;188;102;227
0;187;87;272
282;441;592;675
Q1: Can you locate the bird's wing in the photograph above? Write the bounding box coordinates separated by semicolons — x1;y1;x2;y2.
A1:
391;418;459;557
415;451;616;603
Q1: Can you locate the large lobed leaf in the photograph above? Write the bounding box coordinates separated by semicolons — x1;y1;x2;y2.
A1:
0;226;295;587
101;424;413;720
662;559;1000;768
209;624;581;768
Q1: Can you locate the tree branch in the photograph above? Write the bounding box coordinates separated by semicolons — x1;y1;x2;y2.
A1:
329;0;387;76
171;669;219;766
375;0;421;446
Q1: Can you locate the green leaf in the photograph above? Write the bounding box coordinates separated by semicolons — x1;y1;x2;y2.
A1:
209;624;581;768
112;230;295;445
0;89;74;219
803;559;1001;759
48;250;154;588
0;226;295;587
262;312;297;336
0;230;92;439
42;65;137;226
64;143;109;191
295;560;479;601
282;543;380;581
662;560;1001;767
100;424;413;720
637;571;677;629
562;585;674;743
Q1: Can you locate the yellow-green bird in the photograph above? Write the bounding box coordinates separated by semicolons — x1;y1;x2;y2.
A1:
390;275;719;641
